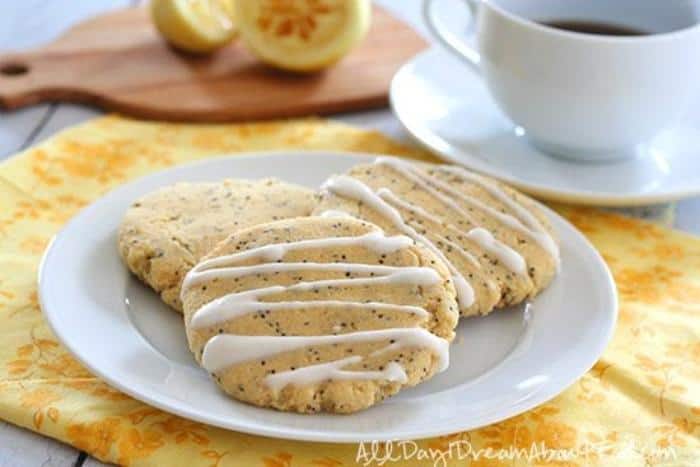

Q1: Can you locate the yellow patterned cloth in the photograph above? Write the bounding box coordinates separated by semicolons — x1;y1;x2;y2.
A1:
0;116;698;466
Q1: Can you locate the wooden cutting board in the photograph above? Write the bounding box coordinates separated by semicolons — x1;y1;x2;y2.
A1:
0;6;426;122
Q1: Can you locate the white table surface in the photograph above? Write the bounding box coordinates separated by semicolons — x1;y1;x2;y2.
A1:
1;1;699;465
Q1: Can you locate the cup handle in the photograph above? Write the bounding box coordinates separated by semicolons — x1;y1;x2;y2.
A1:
423;0;481;73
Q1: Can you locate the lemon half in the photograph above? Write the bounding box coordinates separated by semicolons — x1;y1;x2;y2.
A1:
151;0;238;54
236;0;371;72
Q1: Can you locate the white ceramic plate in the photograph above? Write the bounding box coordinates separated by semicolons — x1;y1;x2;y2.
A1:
391;48;700;206
40;152;617;442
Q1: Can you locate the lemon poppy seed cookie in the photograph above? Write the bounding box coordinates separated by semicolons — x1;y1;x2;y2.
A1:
181;216;458;414
314;157;560;317
118;178;316;312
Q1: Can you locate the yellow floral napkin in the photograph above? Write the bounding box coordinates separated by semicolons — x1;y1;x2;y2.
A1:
0;116;698;466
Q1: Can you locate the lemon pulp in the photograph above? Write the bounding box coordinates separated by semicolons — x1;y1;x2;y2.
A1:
235;0;371;72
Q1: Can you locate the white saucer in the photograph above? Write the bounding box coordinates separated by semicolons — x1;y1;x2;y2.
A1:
39;152;616;442
391;48;700;206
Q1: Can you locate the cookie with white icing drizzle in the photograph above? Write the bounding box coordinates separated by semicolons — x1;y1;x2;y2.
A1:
181;216;458;414
314;157;560;317
118;178;317;312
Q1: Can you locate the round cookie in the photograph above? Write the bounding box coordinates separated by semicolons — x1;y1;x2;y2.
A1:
118;178;317;312
314;157;560;317
181;216;459;414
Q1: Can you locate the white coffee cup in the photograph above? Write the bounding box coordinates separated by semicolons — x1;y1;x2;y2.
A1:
423;0;700;162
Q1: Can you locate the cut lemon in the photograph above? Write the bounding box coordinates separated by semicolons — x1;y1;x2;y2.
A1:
235;0;371;72
151;0;238;54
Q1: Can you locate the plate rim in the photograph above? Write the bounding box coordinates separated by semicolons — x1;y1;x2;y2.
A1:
39;151;618;443
390;47;700;207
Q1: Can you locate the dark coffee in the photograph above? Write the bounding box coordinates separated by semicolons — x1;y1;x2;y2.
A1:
540;20;650;36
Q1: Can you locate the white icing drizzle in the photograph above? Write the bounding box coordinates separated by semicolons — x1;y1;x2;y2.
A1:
196;231;413;269
265;356;407;392
465;228;527;275
436;234;482;269
186;262;437;292
202;328;450;373
192;296;429;329
186;228;451;392
377;187;446;225
377;188;481;269
182;231;415;291
380;182;524;275
437;164;559;266
375;157;560;267
319;209;355;219
375;158;480;227
322;176;475;308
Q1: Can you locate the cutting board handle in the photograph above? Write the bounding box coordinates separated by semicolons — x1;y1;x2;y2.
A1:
0;52;88;109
